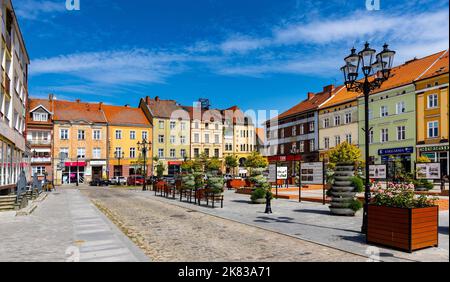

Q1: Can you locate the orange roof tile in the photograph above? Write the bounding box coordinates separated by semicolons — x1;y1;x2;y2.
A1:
319;86;359;109
102;105;151;126
415;50;449;81
255;127;265;143
371;50;447;94
52;100;107;123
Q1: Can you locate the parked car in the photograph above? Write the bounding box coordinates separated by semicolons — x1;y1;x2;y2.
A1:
89;179;109;187
127;175;145;186
224;174;233;181
109;176;127;185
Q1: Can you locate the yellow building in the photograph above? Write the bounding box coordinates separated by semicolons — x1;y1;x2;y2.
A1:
318;86;360;161
52;100;108;185
139;96;191;176
103;105;152;178
415;50;449;176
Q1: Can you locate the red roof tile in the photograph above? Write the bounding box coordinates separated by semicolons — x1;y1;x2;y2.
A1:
102;105;151;126
415;50;449;81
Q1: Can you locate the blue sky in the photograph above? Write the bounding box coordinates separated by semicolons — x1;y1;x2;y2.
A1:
14;0;449;115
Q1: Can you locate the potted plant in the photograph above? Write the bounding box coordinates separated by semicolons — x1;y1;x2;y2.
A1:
368;183;438;252
328;142;363;216
249;168;272;204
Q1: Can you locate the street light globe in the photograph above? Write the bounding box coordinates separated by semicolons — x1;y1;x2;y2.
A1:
358;42;376;76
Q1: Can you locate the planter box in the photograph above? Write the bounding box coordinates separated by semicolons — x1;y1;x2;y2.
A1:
367;205;439;253
227;179;246;189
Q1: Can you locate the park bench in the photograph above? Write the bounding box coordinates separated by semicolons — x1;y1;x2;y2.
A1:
204;189;224;208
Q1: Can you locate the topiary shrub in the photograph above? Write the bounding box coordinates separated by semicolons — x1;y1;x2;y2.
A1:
350;176;364;193
349;199;363;212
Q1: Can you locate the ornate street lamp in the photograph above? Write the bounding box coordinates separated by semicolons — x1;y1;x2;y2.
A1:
137;139;152;191
114;150;125;186
341;42;395;234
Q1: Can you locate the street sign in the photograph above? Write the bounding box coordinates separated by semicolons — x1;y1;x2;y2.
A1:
416;163;441;180
369;165;387;179
300;162;323;184
268;164;277;182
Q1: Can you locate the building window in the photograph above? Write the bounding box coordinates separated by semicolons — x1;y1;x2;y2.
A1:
368;110;373;120
170;135;176;144
280;129;284;138
194;148;200;158
345;113;352;124
180;149;186;158
77;148;86;159
299;141;304;153
115;130;122;140
33;112;48;122
93;130;101;140
335;136;341;146
130;148;136;158
205;123;209;129
324;137;330;149
369;130;374;144
204;148;210;157
428;94;438;108
93;148;101;159
323;118;330;128
194;122;199;129
130;131;136;140
380;106;388;117
280;144;284;155
180;136;186;144
214;149;220;158
215;123;219;130
292;126;297;136
299;125;304;135
396;102;406;114
159;120;165;129
345;134;352;144
158;135;164;143
309;122;315;132
214;134;220;144
397;126;406;140
60;148;69;159
334;116;341;126
194;133;200;143
158;149;164;158
205;134;210;144
381;128;389;143
77;130;85;140
32;166;46;176
142;131;148;141
310;139;315;151
428;121;439;138
170;149;176;158
181;122;186;131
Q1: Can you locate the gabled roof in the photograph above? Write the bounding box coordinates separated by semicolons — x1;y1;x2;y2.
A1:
415;50;449;82
144;97;188;119
102;105;151;126
319;86;359;109
28;99;52;114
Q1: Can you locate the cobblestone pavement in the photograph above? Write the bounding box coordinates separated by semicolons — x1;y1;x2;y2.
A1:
0;188;148;262
80;187;365;262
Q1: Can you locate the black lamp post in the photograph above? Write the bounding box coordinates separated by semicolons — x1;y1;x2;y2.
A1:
138;139;152;191
115;150;125;186
290;147;301;201
341;43;395;234
76;155;80;187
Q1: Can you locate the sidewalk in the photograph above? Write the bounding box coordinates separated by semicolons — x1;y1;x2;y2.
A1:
0;188;149;262
136;189;449;262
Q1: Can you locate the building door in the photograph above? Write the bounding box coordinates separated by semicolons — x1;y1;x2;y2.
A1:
92;166;102;180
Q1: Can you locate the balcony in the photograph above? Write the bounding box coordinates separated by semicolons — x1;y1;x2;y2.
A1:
31;157;51;164
29;139;51;146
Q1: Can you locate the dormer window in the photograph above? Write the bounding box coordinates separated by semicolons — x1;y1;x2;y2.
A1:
33;112;48;122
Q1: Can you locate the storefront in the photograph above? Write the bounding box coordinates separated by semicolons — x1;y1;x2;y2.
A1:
62;162;86;184
418;144;449;177
168;161;182;176
90;160;107;180
378;147;414;179
268;154;304;180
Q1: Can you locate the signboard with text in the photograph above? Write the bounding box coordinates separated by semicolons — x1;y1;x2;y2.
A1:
369;165;387;179
416;163;441;180
277;167;288;180
300;162;324;184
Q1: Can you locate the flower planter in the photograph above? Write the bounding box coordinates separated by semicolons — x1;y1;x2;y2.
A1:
245;179;254;188
367;205;439;253
251;198;266;204
227;179;246;189
329;164;357;216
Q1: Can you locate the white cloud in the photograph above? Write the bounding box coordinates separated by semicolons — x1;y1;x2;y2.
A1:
14;0;66;20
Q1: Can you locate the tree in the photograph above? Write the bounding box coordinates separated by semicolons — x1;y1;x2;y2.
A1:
224;155;239;175
206;157;222;172
244;152;268;169
328;142;361;165
181;160;195;172
155;161;166;179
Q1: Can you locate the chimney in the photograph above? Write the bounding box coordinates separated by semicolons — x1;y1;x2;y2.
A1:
323;84;335;93
145;96;151;105
124;104;130;108
48;93;54;101
99;102;103;110
155;96;160;102
308;92;315;100
76;99;81;103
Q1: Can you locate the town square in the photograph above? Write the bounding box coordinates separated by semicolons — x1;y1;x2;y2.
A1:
0;0;449;267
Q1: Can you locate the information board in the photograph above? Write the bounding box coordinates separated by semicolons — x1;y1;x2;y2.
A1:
300;162;324;184
416;163;441;180
277;167;288;180
369;165;387;179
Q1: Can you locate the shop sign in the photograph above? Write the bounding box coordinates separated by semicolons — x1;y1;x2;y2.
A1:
419;145;449;152
277;166;288;180
65;162;86;167
90;160;106;166
378;147;414;156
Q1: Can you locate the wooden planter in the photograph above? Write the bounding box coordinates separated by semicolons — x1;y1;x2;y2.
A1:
227;179;246;189
367;205;439;253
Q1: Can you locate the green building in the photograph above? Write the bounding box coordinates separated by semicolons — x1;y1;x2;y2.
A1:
358;52;443;178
